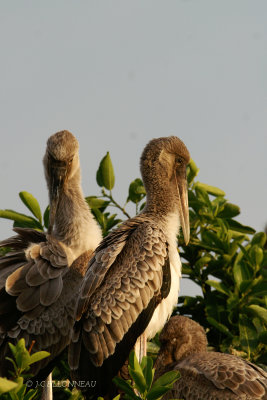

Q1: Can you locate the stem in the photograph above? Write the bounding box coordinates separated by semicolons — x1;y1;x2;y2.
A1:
102;189;131;219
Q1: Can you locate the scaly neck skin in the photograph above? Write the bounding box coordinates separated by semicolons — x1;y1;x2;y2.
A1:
50;170;102;260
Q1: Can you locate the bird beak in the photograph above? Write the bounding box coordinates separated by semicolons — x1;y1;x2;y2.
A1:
48;163;68;233
176;171;190;245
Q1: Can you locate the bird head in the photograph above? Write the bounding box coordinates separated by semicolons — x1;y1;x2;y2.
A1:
43;130;80;233
156;316;208;369
140;136;190;244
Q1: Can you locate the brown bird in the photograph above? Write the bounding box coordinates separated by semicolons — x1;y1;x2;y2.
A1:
155;315;267;400
0;131;102;381
69;136;190;398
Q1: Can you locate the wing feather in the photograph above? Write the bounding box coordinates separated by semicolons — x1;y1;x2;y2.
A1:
70;216;170;381
0;228;78;377
4;235;68;315
174;352;267;399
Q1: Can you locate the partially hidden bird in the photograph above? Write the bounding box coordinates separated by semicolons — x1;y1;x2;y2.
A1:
69;136;190;398
0;131;102;385
155;315;267;400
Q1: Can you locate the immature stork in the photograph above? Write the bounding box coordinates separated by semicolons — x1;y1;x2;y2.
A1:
0;131;102;382
69;136;190;398
155;316;267;400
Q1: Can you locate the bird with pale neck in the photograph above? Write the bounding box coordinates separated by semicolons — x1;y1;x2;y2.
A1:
0;130;102;386
69;136;190;399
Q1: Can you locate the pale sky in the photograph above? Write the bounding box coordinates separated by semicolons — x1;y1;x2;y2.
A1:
0;1;266;296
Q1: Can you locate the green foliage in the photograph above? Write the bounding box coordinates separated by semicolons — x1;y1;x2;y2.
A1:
0;192;48;231
96;152;115;191
178;161;267;364
0;339;50;400
86;195;121;237
0;379;18;396
113;351;179;400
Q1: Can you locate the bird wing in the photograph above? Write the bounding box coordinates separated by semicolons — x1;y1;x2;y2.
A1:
69;215;170;373
0;228;91;377
176;352;267;399
0;227;70;332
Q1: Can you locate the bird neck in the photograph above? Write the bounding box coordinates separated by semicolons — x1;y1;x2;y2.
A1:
143;183;179;217
51;174;102;259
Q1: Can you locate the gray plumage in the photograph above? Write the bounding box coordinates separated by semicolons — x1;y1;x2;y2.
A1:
155;316;267;400
0;130;102;376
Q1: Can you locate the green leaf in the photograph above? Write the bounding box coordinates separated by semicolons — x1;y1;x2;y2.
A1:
128;351;144;377
14;378;26;397
128;179;146;204
29;350;50;365
43;205;50;229
16;339;30;370
141;356;154;390
8;343;17;359
187;159;199;184
96;152;115;190
217;202;240;218
249;245;263;266
85;196;110;211
0;377;18;395
147;341;160;355
226;219;255;235
251;232;266;247
128;352;146;393
106;214;121;231
233;262;253;289
24;389;38;400
12;376;24;394
128;367;147;394
113;377;139;399
92;209;106;231
206;317;234;337
19;191;42;223
239;280;253;294
147;385;172;400
206;280;230;295
245;305;267;323
152;370;180;388
0;210;42;229
239;314;258;355
195;186;211;206
147;371;180;400
201;231;227;252
194;182;225;197
249;280;267;296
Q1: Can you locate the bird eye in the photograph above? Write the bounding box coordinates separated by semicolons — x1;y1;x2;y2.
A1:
176;157;183;166
69;158;73;165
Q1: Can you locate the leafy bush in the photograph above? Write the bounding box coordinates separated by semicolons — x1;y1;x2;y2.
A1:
0;339;49;400
179;161;267;365
113;351;179;400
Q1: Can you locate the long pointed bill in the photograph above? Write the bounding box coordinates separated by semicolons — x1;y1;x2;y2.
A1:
48;165;67;234
176;173;190;245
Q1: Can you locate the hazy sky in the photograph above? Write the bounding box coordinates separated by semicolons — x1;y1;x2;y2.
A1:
0;1;266;295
